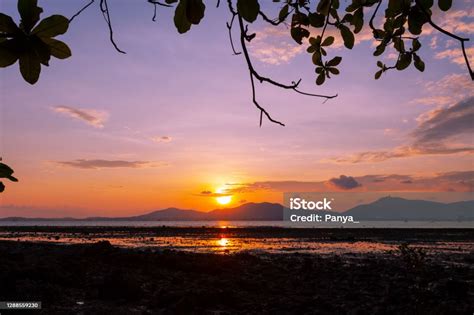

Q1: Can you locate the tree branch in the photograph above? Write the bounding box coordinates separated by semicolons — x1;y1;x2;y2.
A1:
233;11;336;126
368;0;382;32
100;0;126;54
69;0;95;23
415;0;473;80
226;14;241;55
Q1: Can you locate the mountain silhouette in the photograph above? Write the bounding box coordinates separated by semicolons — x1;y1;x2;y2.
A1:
345;196;474;220
1;198;473;221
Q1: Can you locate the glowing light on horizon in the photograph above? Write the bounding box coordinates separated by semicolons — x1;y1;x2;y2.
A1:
218;237;229;247
216;187;232;205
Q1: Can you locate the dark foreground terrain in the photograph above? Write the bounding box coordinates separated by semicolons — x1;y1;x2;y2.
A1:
0;228;473;314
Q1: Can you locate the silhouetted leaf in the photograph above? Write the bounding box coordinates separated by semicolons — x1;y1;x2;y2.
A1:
174;0;191;33
328;67;339;75
0;13;20;34
19;50;41;84
32;36;51;66
317;0;331;15
408;7;428;35
32;15;69;38
186;0;205;24
237;0;260;23
308;12;325;27
413;54;425;72
327;56;341;66
279;4;289;21
393;37;405;52
0;40;19;67
438;0;452;11
321;36;334;46
374;69;382;79
396;53;412;70
316;72;325;85
312;51;321;65
339;25;354;49
419;0;434;9
412;38;421;51
352;8;363;33
18;0;43;33
43;37;71;59
373;43;385;56
291;27;309;45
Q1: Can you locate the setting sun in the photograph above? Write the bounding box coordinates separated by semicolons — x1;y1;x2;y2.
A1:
216;187;232;205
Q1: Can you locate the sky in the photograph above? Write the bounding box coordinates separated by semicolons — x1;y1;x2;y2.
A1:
0;0;473;217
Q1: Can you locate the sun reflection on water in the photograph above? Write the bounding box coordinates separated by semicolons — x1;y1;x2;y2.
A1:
218;237;229;247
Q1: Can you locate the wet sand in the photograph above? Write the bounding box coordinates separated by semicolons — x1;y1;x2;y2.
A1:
0;227;473;314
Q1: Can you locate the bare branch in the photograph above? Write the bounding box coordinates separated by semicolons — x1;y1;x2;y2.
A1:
232;11;336;126
147;0;172;22
258;10;289;26
414;0;473;80
69;0;95;23
368;0;382;32
100;0;126;54
226;12;241;55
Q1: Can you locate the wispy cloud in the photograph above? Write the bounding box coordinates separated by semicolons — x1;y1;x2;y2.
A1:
151;136;172;143
333;97;474;163
52;106;108;128
225;171;474;193
197;190;232;197
55;159;159;169
435;47;474;67
411;73;473;106
249;24;373;65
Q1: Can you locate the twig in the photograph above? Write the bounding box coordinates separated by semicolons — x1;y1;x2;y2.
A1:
415;0;473;80
226;14;242;55
368;0;382;32
234;11;336;126
147;0;172;22
100;0;126;54
69;0;95;23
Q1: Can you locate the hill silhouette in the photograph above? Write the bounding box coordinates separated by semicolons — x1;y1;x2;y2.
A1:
1;198;473;221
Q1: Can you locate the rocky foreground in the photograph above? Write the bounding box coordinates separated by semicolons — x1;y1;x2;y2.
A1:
0;238;473;314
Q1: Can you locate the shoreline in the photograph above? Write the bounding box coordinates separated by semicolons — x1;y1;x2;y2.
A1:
0;239;473;314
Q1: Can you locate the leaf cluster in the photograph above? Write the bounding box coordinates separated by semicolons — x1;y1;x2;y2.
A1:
0;0;71;84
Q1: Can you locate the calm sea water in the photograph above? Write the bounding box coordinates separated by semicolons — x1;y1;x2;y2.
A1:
0;220;472;228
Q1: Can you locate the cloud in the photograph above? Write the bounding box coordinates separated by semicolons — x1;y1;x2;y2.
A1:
334;97;474;163
197;190;232;197
52;106;108;128
411;73;473;106
151;136;172;143
327;175;362;190
249;27;304;65
435;47;474;66
249;24;373;65
224;171;474;193
55;159;157;169
412;97;474;145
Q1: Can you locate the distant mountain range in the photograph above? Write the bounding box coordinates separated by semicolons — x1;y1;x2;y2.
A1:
1;197;473;221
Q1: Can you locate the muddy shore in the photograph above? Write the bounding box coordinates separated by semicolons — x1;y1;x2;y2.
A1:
0;227;473;314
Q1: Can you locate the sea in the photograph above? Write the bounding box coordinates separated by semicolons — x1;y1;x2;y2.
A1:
0;220;472;228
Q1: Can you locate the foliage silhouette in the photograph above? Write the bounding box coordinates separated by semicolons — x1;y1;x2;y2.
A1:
0;160;18;193
0;0;472;125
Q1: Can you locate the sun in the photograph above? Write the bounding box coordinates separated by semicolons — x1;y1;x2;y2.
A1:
216;187;232;205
